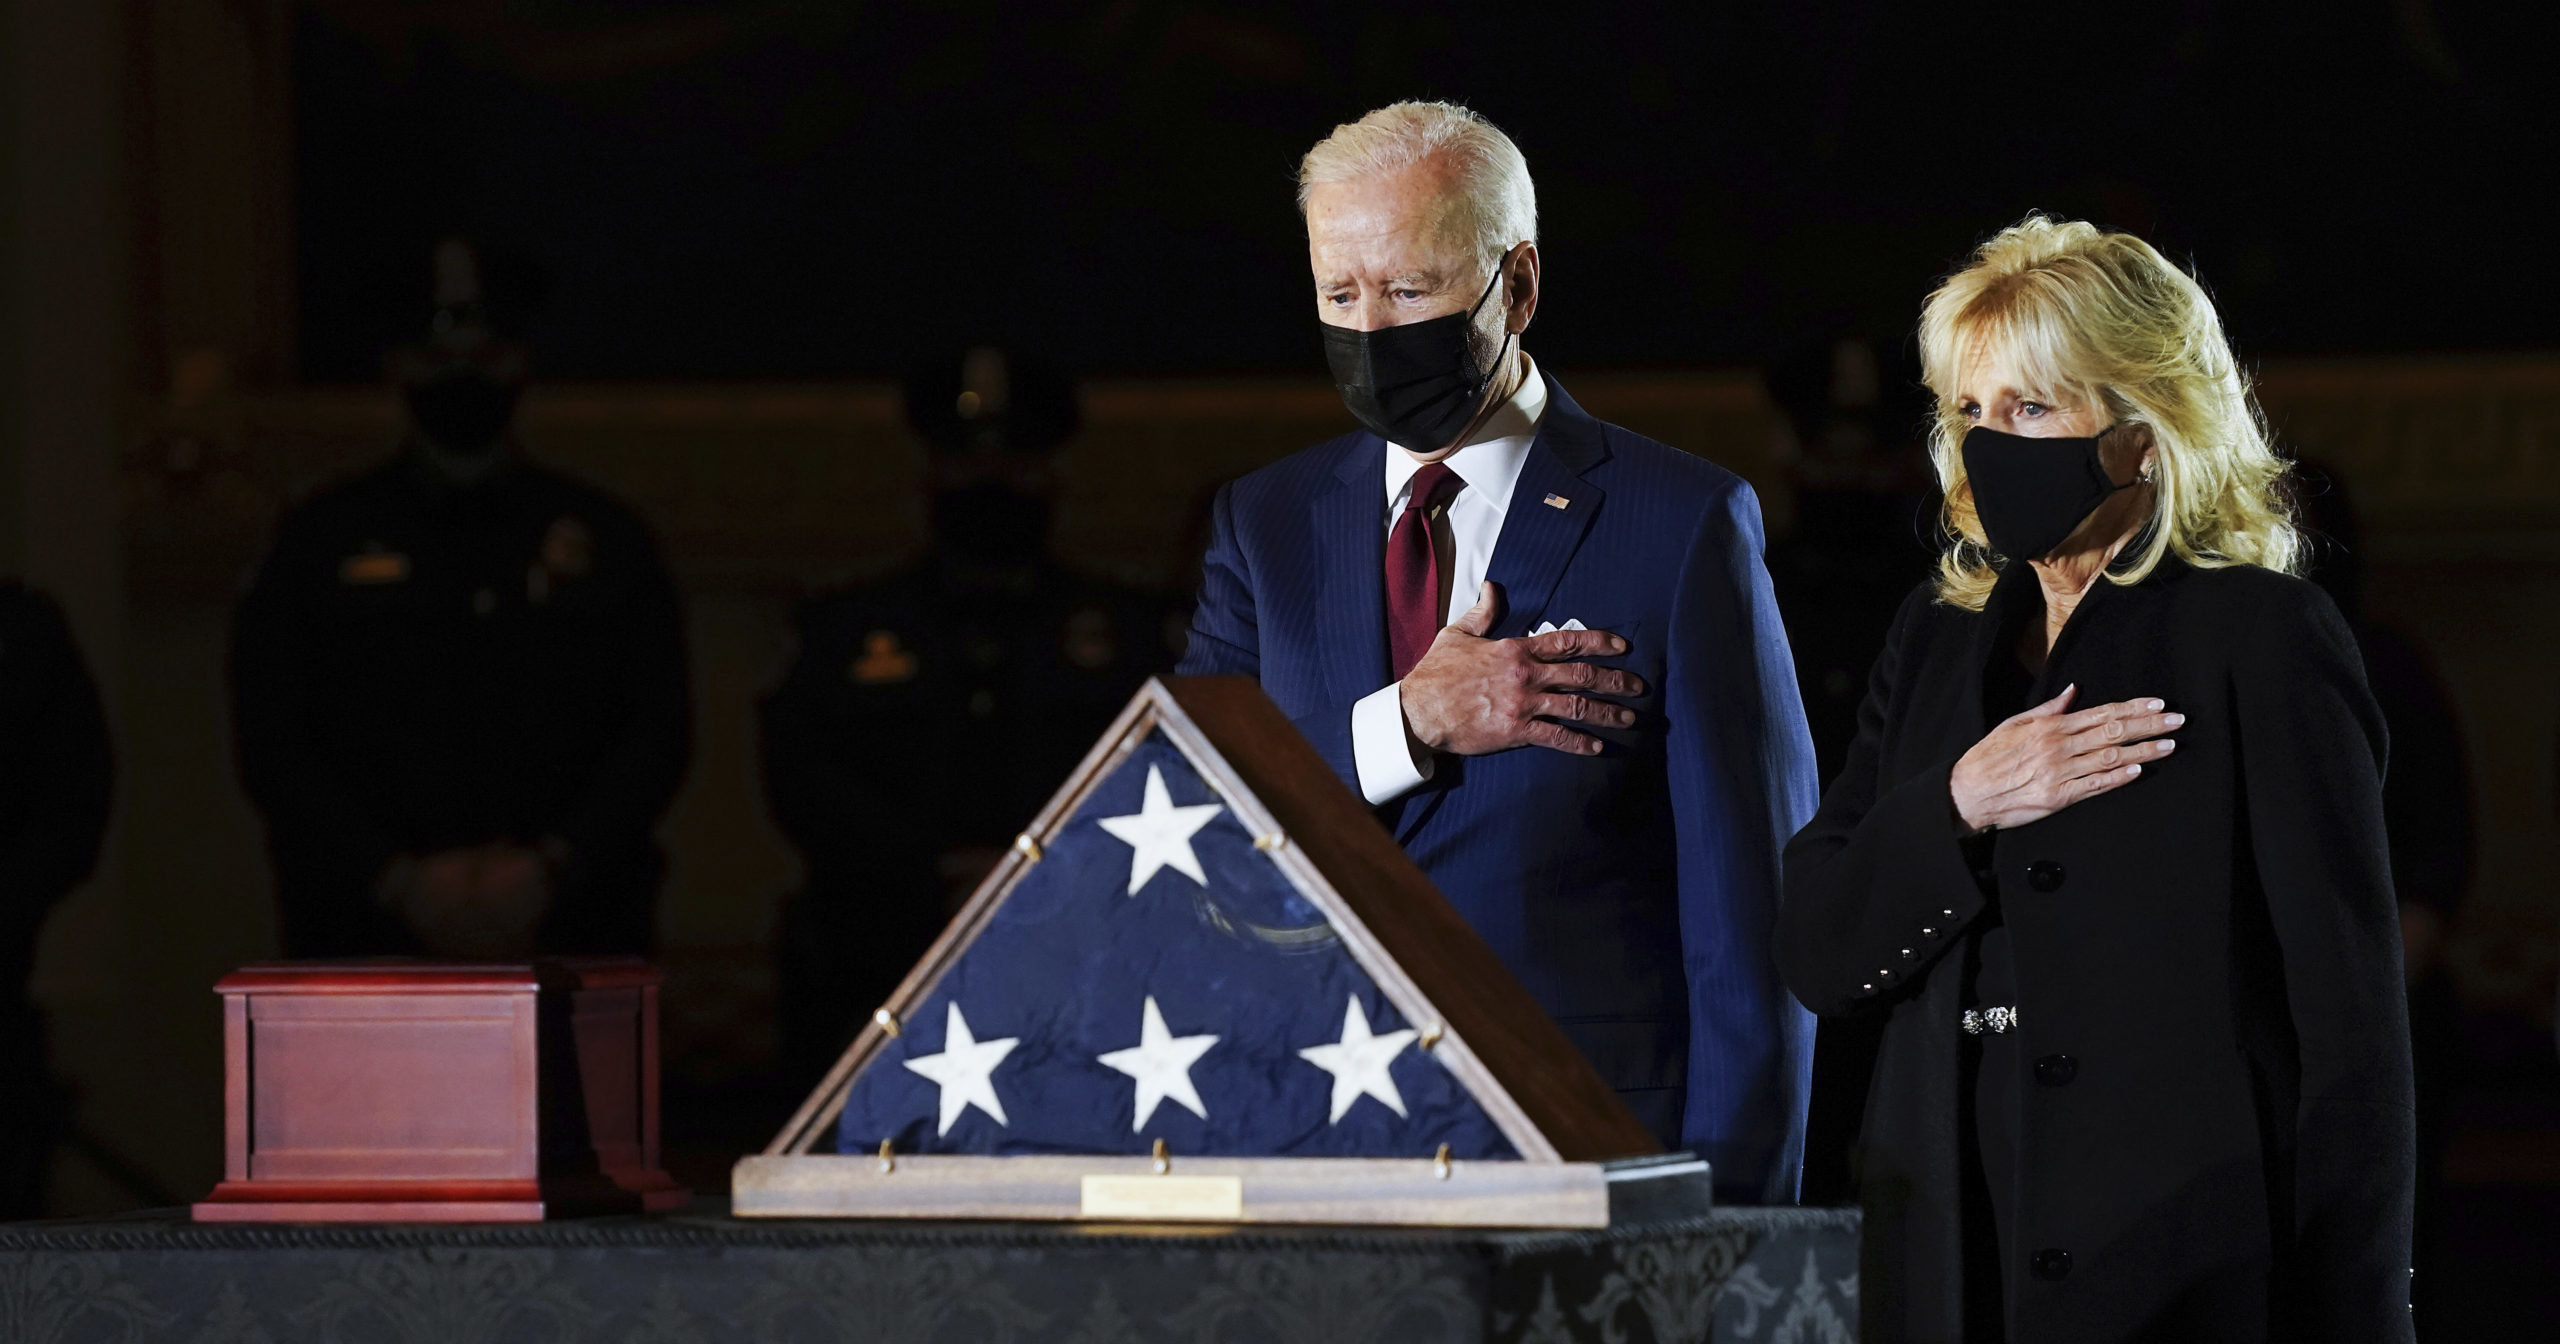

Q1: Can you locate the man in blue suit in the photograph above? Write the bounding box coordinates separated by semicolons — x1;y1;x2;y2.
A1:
1178;101;1821;1202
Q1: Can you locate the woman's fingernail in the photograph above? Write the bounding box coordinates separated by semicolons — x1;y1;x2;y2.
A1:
2126;763;2142;776
2145;699;2165;711
2163;712;2186;727
2157;740;2177;753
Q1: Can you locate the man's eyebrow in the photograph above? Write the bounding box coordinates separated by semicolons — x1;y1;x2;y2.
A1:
1311;269;1449;291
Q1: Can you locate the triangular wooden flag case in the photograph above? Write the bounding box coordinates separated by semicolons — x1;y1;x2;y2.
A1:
733;677;1709;1227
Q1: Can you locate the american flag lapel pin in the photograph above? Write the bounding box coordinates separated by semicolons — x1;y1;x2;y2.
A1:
1543;493;1570;510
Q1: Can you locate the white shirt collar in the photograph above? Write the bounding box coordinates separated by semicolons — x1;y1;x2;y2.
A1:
1383;358;1547;517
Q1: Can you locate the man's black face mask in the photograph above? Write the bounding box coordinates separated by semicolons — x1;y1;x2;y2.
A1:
406;366;521;454
1320;259;1512;451
1960;424;2139;560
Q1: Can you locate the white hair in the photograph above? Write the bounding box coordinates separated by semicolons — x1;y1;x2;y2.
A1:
1298;101;1538;275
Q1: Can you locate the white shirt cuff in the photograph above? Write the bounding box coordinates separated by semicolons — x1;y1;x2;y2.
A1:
1351;681;1434;805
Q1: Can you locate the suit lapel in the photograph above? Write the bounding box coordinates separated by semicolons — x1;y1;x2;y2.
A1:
2032;553;2182;701
1480;375;1610;637
1967;565;2036;736
1969;553;2172;734
1314;434;1390;707
1393;375;1610;845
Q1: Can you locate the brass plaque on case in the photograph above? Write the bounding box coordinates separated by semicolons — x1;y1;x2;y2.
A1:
1079;1174;1244;1220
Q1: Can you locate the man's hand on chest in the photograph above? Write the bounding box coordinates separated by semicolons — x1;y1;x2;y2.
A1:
1397;580;1643;758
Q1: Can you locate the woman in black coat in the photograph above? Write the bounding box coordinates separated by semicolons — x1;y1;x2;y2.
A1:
1777;216;2413;1344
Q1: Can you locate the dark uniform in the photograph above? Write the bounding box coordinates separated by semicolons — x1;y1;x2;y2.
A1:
2296;463;2470;1337
0;583;113;1218
761;345;1171;1083
231;456;688;958
1761;334;1942;784
1771;487;1939;778
1760;335;1941;1205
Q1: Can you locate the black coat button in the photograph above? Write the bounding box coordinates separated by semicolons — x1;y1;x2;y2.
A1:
2032;1247;2072;1280
2027;860;2066;892
2034;1054;2079;1086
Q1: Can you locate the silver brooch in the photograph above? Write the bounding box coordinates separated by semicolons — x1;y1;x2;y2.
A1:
1961;1006;2020;1035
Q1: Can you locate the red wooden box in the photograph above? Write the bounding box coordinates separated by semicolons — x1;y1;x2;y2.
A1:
193;957;689;1222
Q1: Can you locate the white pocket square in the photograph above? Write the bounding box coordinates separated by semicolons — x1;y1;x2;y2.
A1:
1529;618;1587;636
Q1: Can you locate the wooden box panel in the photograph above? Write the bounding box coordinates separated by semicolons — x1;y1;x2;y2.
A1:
195;958;686;1223
558;984;646;1171
247;993;535;1182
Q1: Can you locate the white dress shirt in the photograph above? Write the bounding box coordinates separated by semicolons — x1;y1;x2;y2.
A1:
1348;360;1549;805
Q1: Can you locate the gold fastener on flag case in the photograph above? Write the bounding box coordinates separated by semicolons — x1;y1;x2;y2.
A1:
1419;1021;1444;1050
878;1139;895;1173
1253;832;1286;851
873;1007;901;1037
1014;832;1044;862
1434;1144;1452;1181
1152;1138;1171;1175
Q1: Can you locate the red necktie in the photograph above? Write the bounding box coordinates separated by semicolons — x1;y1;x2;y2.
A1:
1386;462;1466;680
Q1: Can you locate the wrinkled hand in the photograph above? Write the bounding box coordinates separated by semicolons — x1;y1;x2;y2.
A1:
1399;582;1646;758
408;849;480;909
474;844;551;911
383;843;555;959
1950;685;2180;834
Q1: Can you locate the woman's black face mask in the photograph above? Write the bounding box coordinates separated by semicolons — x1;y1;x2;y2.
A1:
1960;424;2139;560
1320;259;1512;451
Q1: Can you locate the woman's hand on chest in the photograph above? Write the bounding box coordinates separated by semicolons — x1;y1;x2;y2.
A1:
1949;684;2183;833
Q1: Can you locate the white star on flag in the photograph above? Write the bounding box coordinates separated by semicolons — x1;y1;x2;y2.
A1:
1096;763;1223;895
901;1002;1020;1135
1094;995;1221;1131
1296;996;1419;1123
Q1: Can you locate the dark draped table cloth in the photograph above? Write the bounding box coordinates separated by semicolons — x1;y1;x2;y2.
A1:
1;1200;1856;1343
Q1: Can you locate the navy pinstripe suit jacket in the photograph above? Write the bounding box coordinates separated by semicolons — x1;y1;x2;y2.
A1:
1178;375;1821;1201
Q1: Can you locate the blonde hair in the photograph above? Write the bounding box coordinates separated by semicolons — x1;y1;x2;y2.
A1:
1918;214;2300;610
1298;101;1537;275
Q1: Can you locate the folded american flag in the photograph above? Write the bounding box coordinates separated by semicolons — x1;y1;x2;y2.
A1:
837;730;1518;1160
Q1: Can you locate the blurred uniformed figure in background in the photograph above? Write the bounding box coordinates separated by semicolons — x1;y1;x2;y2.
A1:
2296;462;2472;1337
0;584;112;1218
230;237;688;961
762;346;1170;1082
1761;332;1939;785
1759;332;1938;1206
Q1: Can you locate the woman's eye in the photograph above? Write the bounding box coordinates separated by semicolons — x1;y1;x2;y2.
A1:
1958;402;1981;420
2019;401;2048;417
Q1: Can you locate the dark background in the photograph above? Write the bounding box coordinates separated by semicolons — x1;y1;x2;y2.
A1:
294;0;2560;381
3;3;2554;1338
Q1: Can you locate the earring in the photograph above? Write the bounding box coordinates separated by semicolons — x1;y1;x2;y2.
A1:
2139;462;2155;484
